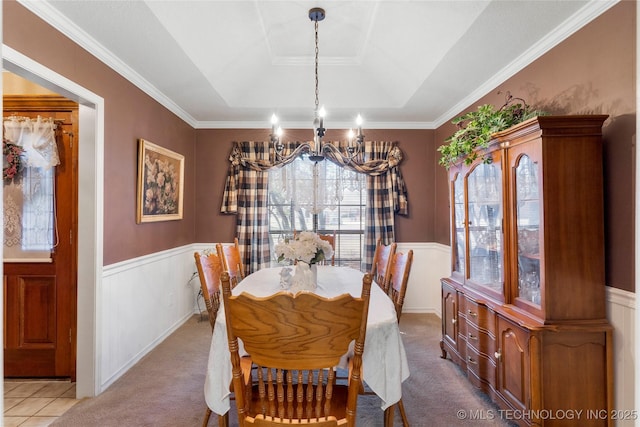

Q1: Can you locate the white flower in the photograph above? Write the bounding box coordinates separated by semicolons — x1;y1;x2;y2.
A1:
275;231;334;265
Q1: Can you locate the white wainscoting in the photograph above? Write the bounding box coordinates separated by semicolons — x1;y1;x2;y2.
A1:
395;242;451;315
100;245;199;392
98;242;635;418
605;287;636;425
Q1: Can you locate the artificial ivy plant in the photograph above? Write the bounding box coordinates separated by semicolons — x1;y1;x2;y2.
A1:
438;92;546;168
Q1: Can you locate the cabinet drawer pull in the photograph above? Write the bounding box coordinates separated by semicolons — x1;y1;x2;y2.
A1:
467;310;477;317
451;318;457;324
468;333;478;340
467;356;478;365
494;350;501;360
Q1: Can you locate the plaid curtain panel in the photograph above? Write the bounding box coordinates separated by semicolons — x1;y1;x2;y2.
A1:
221;140;408;273
352;141;408;272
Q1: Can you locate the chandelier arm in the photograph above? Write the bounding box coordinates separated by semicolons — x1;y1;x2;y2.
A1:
319;141;364;167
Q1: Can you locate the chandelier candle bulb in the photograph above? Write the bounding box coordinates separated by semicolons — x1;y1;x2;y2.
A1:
270;113;282;145
356;114;363;137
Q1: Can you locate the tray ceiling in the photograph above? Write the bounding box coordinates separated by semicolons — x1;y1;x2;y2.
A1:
17;0;617;128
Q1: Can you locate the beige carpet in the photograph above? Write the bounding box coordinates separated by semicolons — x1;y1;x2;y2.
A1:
52;313;512;426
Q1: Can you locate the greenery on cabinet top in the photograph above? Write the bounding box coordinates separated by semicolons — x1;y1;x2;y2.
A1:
438;92;547;168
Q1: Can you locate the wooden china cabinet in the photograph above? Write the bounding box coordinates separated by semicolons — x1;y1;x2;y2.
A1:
440;116;613;426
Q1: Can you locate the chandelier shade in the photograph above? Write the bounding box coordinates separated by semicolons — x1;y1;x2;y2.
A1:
270;7;364;163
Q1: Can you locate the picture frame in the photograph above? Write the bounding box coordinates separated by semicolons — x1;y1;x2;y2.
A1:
136;138;184;223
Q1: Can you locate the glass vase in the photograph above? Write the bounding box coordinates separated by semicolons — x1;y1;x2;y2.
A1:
290;262;317;292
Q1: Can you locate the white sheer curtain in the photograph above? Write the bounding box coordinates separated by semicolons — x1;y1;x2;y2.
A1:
3;116;60;262
269;155;364;214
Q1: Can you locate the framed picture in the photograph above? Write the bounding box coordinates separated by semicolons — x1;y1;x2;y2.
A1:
136;139;185;223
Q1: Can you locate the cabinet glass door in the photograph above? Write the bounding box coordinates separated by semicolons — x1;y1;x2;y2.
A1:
514;154;541;305
467;162;503;292
452;173;465;275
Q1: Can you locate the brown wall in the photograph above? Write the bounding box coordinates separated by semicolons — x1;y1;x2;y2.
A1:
4;1;198;266
434;1;636;291
194;128;435;244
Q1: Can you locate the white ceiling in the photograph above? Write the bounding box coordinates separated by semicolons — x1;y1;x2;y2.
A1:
18;0;617;129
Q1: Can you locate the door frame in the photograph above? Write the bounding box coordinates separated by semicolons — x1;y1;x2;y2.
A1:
3;45;105;398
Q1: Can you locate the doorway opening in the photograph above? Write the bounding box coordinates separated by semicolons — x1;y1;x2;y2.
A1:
3;46;104;398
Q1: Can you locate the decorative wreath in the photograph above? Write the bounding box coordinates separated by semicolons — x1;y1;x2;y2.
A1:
3;138;25;181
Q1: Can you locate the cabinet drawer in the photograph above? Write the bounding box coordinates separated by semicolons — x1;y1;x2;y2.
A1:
466;346;496;387
457;309;467;336
458;294;467;317
466;322;494;356
464;298;495;335
457;327;468;360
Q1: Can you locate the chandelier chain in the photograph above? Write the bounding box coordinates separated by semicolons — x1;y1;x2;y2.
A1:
314;19;319;112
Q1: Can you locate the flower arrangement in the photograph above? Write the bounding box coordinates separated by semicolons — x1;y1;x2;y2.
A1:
3;138;25;182
275;231;334;265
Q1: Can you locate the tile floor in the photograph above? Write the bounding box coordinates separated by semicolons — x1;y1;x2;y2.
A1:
4;380;79;427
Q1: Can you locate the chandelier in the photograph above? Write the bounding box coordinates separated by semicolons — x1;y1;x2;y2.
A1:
270;7;364;162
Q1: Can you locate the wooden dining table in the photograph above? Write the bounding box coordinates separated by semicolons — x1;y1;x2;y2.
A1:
204;265;410;416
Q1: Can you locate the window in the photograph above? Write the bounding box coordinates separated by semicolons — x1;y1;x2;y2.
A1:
3;114;60;262
268;154;367;269
21;166;56;251
3;166;56;261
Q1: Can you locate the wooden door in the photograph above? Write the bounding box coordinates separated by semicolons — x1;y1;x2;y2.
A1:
3;96;78;379
463;148;506;304
506;139;545;320
496;316;529;414
441;282;458;349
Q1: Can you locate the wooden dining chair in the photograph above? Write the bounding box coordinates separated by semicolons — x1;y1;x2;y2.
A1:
389;250;414;323
216;237;245;286
355;249;413;427
221;270;373;426
384;249;414;427
317;232;336;265
193;250;229;427
194;250;223;331
370;238;397;293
